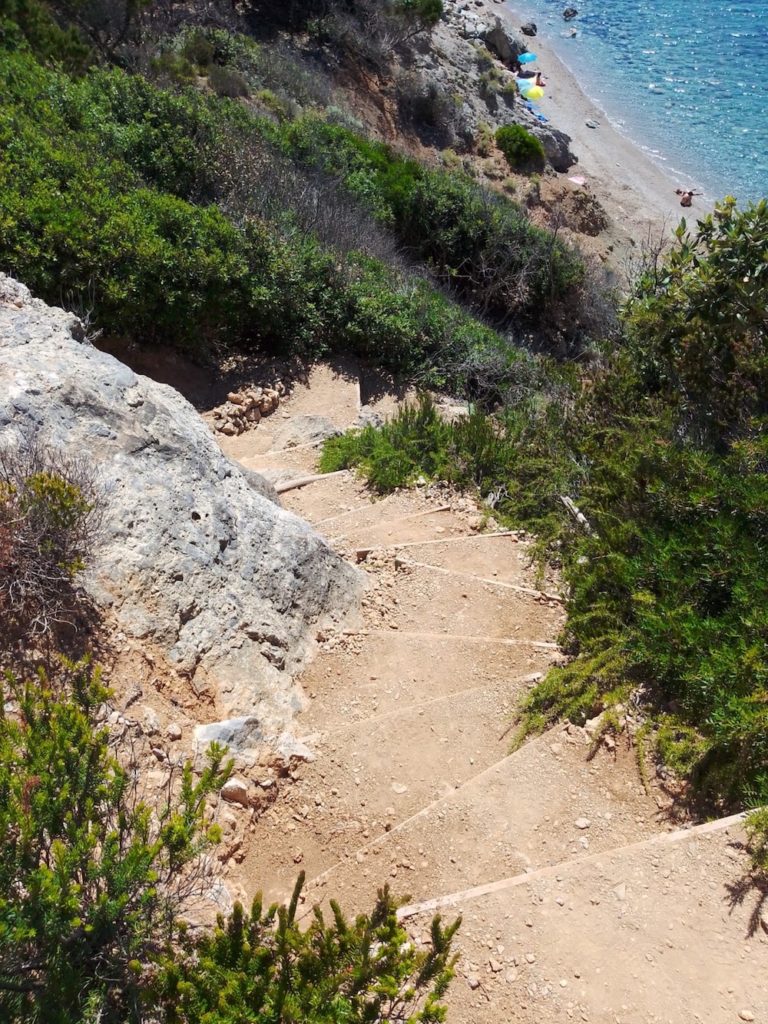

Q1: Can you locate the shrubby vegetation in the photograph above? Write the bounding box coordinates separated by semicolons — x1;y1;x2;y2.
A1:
323;201;768;814
0;0;601;378
0;653;459;1023
0;440;100;646
277;116;585;332
495;124;545;172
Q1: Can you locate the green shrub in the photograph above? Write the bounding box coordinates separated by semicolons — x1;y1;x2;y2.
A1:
0;656;232;1024
475;121;495;157
745;808;768;874
495;123;545;171
0;440;100;644
395;0;444;29
156;875;459;1024
0;0;91;70
280;115;585;332
208;64;250;98
181;28;215;69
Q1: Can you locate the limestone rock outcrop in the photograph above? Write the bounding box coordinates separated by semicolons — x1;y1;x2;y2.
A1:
482;17;524;68
0;275;362;747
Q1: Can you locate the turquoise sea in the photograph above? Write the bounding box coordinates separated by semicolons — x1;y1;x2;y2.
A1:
507;0;768;202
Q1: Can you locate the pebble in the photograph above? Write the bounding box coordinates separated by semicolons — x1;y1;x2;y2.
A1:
738;1012;755;1022
466;975;481;990
166;722;182;740
574;817;591;830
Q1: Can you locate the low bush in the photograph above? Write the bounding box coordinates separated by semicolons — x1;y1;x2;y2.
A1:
0;655;232;1024
0;652;460;1024
207;63;249;98
280;115;588;337
157;875;459;1024
495;123;545;171
0;439;101;645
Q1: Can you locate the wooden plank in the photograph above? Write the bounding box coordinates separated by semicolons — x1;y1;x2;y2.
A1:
354;530;520;560
275;469;348;494
341;629;559;650
394;557;563;603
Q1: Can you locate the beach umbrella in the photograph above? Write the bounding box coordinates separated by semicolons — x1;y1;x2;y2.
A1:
525;86;545;100
518;52;537;63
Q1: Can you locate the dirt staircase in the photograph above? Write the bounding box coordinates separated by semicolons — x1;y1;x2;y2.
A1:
216;363;767;1024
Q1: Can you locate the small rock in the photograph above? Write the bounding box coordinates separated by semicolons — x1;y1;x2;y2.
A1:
563;6;578;19
293;849;304;864
574;817;591;830
525;953;536;964
738;1012;755;1022
221;777;250;807
521;20;537;35
166;722;182;741
489;958;503;973
392;782;408;794
585;119;600;129
140;706;160;736
466;975;481;990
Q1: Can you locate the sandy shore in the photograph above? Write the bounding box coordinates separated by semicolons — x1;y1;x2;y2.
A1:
495;2;715;249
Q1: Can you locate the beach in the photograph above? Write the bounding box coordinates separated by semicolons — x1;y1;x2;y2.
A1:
496;2;716;250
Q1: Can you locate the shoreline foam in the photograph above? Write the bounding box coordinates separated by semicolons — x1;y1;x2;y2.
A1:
498;1;718;243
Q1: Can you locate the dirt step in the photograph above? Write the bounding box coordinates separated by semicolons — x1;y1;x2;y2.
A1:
365;564;565;642
332;511;482;549
304;726;660;913
297;631;555;729
238;682;520;906
402;823;762;1024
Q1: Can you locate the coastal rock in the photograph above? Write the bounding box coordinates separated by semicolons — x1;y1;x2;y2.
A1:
0;276;363;746
563;7;578;20
520;21;537;36
482;17;524;67
531;122;578;172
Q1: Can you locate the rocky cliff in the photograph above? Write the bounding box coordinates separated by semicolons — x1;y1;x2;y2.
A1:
0;275;362;752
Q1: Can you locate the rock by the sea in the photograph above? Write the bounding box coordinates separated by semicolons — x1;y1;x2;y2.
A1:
482;16;524;67
520;21;537;36
525;120;577;172
0;275;362;748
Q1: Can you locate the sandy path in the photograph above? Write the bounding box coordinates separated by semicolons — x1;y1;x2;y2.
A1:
215;362;766;1024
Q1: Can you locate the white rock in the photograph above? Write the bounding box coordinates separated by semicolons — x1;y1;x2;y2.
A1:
574;817;591;830
0;277;363;752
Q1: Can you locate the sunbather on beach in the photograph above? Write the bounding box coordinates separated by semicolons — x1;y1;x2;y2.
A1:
675;188;701;207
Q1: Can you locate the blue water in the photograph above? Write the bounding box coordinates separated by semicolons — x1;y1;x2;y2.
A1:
507;0;768;202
